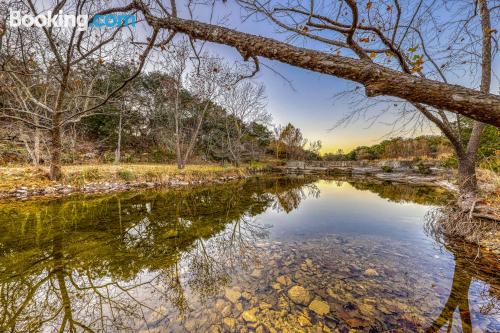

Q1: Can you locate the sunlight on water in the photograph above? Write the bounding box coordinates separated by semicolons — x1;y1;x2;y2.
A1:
0;175;498;332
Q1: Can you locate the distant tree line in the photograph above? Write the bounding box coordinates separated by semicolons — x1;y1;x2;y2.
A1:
323;127;498;171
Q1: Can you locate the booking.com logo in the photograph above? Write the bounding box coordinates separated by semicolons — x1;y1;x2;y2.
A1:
9;10;136;31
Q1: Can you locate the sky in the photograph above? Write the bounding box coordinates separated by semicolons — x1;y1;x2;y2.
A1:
180;1;448;153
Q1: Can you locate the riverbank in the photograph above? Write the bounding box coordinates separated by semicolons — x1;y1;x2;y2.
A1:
0;164;266;200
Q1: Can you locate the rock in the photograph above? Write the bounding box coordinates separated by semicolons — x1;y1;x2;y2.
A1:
209;325;222;333
235;302;244;314
271;283;281;290
297;314;312;327
241;291;252;300
241;307;258;322
276;275;292;286
224;287;241;303
308;299;330;316
287;285;311;306
358;303;375;316
214;299;226;312
184;319;197;331
250;269;262;278
259;302;272;310
223;317;237;330
221;304;232;317
363;268;379;277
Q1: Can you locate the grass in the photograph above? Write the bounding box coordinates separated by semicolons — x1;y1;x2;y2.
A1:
0;163;261;191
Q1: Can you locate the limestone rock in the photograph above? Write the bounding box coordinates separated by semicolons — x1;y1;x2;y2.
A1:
223;317;237;330
363;268;379;277
276;275;292;286
287;285;311;305
225;287;241;303
242;307;258;322
297;314;312;327
308;299;330;316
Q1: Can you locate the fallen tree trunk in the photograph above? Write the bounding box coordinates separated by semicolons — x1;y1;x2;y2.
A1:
133;2;500;127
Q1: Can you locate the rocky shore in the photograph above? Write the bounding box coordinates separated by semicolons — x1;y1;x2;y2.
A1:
0;175;249;201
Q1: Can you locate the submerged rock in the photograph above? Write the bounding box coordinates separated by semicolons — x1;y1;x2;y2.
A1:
297;314;312;327
276;275;292;286
241;307;258;322
308;299;330;316
223;317;237;330
287;285;311;305
363;268;379;277
224;287;241;303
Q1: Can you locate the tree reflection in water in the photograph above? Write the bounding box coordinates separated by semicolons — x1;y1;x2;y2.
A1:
424;223;500;333
0;176;318;332
0;176;497;332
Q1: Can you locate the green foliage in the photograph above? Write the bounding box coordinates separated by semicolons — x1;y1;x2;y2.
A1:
416;162;432;175
479;156;499;173
83;168;101;181
455;118;500;160
440;156;458;169
336;136;452;161
117;169;135;181
381;165;393;173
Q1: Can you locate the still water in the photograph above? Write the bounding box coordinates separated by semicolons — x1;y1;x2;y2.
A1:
0;175;498;332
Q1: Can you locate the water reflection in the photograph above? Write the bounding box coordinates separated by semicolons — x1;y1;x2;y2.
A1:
0;176;497;332
426;242;500;333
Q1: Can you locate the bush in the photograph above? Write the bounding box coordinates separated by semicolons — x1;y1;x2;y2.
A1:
479;156;499;173
381;165;393;173
117;169;135;181
144;170;159;182
416;162;432;175
82;167;101;181
440;156;458;169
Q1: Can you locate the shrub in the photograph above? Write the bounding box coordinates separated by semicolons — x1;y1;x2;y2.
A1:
416;162;432;175
440;156;458;169
381;165;393;173
82;167;101;181
144;170;158;182
117;169;135;181
479;156;499;173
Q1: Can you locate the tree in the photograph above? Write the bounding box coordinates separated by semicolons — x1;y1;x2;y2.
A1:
221;81;268;165
128;0;499;126
146;41;232;168
128;0;498;210
280;122;307;159
0;0;158;179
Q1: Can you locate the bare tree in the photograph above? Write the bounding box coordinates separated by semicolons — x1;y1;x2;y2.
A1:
220;81;268;165
0;0;160;179
150;40;232;168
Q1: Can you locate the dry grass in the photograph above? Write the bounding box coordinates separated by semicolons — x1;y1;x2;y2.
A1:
477;168;500;207
0;163;261;191
425;206;500;255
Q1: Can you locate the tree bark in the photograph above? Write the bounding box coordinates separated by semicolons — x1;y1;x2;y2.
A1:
455;0;492;209
135;5;500;126
49;113;62;180
114;111;122;165
457;153;478;209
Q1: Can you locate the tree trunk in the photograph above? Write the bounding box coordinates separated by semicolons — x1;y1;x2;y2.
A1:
457;154;478;210
114;111;122;165
33;122;40;166
49;115;62;180
135;6;500;126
